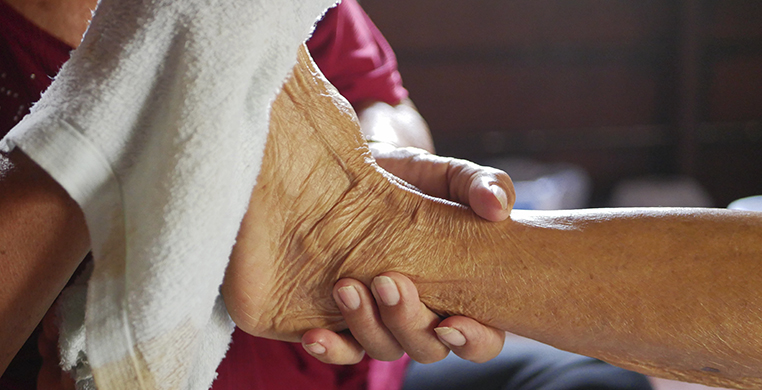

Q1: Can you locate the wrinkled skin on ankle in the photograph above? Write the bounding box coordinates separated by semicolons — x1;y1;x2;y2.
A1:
222;46;486;342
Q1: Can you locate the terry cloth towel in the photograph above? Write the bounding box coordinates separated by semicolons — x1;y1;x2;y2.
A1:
0;0;338;388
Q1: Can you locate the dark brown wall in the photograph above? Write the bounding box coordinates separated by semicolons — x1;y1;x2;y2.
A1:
361;0;762;206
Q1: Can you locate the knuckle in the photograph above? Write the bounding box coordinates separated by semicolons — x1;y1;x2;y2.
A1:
455;334;504;363
381;309;421;333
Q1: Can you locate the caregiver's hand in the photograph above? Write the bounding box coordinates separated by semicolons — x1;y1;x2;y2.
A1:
371;142;514;223
301;144;513;365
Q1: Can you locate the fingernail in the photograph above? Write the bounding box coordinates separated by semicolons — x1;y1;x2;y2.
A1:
373;276;400;306
490;184;508;210
337;286;361;310
434;327;467;347
304;342;326;355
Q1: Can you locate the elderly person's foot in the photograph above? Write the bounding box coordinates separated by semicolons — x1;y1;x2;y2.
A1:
222;46;505;341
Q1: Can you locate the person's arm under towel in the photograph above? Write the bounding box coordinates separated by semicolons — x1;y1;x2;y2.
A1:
0;150;89;373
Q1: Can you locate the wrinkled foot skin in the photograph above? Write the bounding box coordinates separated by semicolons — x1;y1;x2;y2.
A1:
222;46;475;342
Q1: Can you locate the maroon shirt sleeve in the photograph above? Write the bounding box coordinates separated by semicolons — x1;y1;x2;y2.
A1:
307;0;408;107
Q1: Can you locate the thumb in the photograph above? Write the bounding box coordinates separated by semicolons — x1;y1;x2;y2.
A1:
446;160;514;222
371;146;514;221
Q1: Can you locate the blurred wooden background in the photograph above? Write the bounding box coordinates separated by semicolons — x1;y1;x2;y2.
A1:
361;0;762;207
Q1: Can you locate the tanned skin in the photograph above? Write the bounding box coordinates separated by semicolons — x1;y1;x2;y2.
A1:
224;47;762;389
0;151;90;373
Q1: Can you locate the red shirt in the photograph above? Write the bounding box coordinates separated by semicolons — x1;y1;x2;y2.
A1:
308;0;408;107
0;0;409;389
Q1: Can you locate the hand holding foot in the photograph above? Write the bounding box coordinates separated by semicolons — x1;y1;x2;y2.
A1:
300;146;513;365
301;272;506;365
223;45;514;343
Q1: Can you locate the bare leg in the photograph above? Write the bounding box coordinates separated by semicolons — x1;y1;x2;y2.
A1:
223;46;762;389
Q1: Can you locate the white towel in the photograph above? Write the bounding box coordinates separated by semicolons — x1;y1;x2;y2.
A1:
0;0;337;388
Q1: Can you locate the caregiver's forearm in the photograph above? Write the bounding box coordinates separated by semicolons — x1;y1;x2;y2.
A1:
392;205;762;388
0;150;89;374
356;98;435;153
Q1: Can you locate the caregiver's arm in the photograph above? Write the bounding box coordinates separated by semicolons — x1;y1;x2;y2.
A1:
0;150;89;374
357;99;434;153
